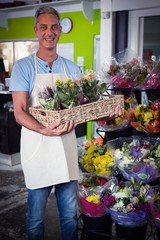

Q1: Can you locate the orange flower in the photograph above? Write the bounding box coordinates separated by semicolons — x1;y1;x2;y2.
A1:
94;137;104;145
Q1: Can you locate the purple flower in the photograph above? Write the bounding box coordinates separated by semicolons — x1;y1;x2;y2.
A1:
131;147;141;158
102;195;115;208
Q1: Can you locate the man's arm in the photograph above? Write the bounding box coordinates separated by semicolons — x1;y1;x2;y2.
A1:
12;91;75;136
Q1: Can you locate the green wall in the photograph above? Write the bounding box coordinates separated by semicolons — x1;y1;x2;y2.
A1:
0;9;100;70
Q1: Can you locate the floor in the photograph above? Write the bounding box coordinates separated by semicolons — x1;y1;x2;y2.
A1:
0;163;158;240
0;163;61;240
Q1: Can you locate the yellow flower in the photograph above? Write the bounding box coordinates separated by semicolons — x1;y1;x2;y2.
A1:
143;112;154;126
153;110;159;118
66;78;71;83
86;195;100;204
80;139;114;176
70;82;74;87
93;152;114;175
55;79;61;85
134;105;146;117
115;116;123;125
86;145;96;154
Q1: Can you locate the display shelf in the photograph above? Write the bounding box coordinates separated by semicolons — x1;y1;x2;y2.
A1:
0;0;99;28
0;0;80;12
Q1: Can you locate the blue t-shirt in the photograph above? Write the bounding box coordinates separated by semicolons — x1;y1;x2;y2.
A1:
10;54;82;95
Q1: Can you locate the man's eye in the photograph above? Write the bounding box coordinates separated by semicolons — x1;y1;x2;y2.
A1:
51;25;59;30
40;26;47;30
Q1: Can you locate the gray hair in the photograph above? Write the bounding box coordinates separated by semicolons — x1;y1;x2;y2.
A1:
34;6;60;26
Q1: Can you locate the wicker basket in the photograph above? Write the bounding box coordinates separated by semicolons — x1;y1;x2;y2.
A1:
29;95;124;127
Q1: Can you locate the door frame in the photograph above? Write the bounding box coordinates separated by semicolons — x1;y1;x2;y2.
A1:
128;8;160;58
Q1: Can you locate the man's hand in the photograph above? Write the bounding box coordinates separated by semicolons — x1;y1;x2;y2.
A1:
108;104;124;118
93;104;124;122
40;120;75;136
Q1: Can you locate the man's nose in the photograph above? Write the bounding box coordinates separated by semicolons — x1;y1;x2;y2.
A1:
46;27;55;34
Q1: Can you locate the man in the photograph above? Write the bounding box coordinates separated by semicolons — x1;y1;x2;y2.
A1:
10;6;81;240
10;5;123;240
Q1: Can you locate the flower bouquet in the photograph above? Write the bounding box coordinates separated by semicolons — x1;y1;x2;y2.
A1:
140;61;160;89
101;49;149;89
130;100;160;133
107;136;160;183
38;71;107;110
96;92;138;131
101;178;153;226
38;70;108;111
78;172;116;217
79;137;115;177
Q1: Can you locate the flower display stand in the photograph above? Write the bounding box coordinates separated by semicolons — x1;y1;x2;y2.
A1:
115;222;148;240
81;213;112;240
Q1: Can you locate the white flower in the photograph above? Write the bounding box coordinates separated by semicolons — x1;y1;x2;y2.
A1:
141;148;150;158
118;156;134;168
112;201;124;211
114;149;123;159
113;192;127;199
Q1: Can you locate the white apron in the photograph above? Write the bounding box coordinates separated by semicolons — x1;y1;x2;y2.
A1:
21;55;79;189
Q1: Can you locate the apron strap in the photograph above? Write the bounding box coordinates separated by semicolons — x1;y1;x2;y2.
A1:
60;56;69;78
34;53;38;82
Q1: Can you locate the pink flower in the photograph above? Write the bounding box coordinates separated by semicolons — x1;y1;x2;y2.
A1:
133;165;140;172
79;196;106;217
110;65;115;71
131;58;139;64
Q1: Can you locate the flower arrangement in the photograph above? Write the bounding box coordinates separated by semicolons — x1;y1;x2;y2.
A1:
101;178;153;226
78;173;116;217
101;49;155;89
38;78;83;110
115;58;148;88
75;70;108;103
140;61;160;89
96;92;137;131
55;78;84;109
130;100;160;133
38;71;108;110
105;58;141;88
109;137;160;183
79;138;115;176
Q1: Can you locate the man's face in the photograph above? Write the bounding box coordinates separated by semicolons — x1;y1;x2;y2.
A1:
34;13;62;50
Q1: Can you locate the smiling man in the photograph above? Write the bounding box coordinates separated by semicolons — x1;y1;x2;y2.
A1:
9;6;82;240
